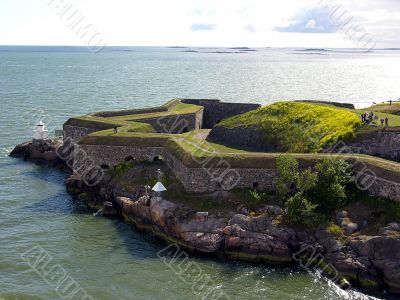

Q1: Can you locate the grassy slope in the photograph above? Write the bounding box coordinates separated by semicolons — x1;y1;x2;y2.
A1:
366;102;400;115
66;102;202;132
217;102;362;152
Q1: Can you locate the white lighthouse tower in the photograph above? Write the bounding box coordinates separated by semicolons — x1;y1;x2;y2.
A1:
33;121;49;141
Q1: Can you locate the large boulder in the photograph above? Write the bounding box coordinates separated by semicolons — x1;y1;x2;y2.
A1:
350;234;400;294
223;223;295;264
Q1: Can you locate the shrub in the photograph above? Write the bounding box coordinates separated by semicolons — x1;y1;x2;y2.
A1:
276;154;318;198
276;154;299;197
312;159;351;213
277;155;351;226
297;168;318;194
248;189;267;205
286;192;318;226
326;223;344;237
110;161;135;177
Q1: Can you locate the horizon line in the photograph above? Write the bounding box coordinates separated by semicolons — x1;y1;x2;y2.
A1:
0;44;399;50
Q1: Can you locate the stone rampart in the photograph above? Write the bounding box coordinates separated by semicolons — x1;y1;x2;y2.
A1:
181;99;260;128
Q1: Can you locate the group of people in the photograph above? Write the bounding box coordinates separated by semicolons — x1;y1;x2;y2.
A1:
361;111;389;127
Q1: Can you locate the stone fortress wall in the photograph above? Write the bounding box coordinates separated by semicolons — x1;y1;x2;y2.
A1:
180;99;261;128
339;130;400;162
78;144;280;193
77;143;400;202
134;109;204;133
63;99;400;202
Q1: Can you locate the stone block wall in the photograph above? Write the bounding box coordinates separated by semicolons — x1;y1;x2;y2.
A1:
79;145;165;168
73;143;400;202
357;174;400;203
64;125;99;142
181;99;260;128
77;144;279;193
334;131;400;162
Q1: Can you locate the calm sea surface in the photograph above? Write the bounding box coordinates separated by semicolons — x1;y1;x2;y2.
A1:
1;46;399;300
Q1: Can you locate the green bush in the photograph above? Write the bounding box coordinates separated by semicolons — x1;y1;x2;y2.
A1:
248;189;267;205
276;155;352;226
326;223;344;237
286;192;318;226
312;159;351;213
276;154;299;197
276;154;318;198
110;161;135;177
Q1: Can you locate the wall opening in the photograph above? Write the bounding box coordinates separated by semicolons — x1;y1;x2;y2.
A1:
153;155;163;162
100;164;110;170
125;156;135;162
252;182;259;190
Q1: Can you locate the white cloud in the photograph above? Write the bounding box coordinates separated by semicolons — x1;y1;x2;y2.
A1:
306;19;316;29
0;0;398;47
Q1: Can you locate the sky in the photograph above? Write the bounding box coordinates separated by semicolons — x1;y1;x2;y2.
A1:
0;0;399;48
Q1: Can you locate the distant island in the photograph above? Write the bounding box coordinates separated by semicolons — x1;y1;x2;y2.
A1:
10;99;400;297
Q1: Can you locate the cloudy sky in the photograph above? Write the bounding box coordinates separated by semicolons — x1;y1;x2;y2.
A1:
0;0;399;48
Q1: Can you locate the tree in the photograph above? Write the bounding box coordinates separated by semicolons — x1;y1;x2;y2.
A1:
276;154;299;198
312;158;351;213
276;154;318;197
286;192;318;226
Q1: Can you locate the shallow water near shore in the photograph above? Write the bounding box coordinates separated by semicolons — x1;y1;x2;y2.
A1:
1;46;399;299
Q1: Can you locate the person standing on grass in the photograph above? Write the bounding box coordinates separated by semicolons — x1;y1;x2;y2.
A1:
114;126;118;134
381;118;385;127
385;117;389;128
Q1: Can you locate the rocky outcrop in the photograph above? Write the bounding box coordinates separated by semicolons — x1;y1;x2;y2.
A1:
10;139;69;171
66;174;400;297
350;233;400;294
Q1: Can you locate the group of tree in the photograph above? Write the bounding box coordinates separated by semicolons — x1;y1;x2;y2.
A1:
276;154;352;226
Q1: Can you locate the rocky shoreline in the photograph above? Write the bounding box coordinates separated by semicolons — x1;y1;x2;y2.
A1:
10;140;400;298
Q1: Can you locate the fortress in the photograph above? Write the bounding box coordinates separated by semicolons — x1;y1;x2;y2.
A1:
63;99;400;202
11;98;400;296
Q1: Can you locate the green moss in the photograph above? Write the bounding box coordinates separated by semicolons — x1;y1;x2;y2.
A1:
218;101;362;152
110;161;135;178
326;223;344;237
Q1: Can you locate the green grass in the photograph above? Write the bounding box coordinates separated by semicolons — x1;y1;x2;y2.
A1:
66;102;203;133
366;102;400;115
217;102;362;152
326;223;344;237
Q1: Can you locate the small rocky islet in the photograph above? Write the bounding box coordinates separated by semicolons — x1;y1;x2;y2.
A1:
10;99;400;297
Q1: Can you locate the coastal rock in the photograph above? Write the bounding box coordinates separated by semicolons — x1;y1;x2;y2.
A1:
259;205;283;216
229;214;297;244
9;141;31;158
10;139;67;170
222;224;294;264
342;220;359;235
315;226;343;253
350;235;400;293
379;222;400;235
